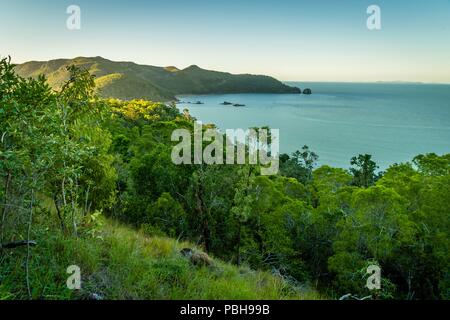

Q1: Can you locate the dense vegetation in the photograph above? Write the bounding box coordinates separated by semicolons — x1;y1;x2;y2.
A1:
14;56;300;102
1;57;448;300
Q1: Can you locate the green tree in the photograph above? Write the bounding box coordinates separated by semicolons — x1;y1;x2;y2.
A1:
145;193;187;238
349;154;379;187
280;145;318;184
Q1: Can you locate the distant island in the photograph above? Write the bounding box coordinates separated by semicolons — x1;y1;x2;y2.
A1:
220;101;246;107
14;56;301;101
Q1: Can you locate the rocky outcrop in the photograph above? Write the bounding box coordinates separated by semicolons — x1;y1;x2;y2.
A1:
180;248;214;267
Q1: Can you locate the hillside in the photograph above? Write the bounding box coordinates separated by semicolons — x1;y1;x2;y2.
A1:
0;218;319;300
14;56;301;101
2;57;449;301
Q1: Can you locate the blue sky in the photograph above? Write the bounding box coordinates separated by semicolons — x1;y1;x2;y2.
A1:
1;0;450;82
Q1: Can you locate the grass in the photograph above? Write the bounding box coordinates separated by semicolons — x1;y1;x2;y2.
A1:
0;217;320;300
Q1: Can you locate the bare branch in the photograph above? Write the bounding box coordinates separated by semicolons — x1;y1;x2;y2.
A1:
0;240;37;249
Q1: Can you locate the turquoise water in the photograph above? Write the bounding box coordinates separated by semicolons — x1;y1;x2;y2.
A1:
177;83;450;169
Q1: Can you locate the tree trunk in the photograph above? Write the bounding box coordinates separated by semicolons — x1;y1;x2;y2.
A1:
0;171;12;242
236;223;242;266
195;174;210;252
26;188;35;299
53;195;66;231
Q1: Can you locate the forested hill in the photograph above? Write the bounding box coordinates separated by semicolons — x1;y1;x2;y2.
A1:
2;57;449;300
14;56;300;101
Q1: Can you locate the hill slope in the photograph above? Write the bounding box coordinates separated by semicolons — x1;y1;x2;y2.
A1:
0;218;319;300
14;57;301;101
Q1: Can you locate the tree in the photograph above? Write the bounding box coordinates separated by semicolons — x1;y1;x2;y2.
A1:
349;154;379;187
146;193;187;238
280;145;319;184
413;153;450;176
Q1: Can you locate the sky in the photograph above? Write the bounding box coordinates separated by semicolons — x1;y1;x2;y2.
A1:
1;0;450;82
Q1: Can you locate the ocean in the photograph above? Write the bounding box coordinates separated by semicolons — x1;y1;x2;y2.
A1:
177;82;450;169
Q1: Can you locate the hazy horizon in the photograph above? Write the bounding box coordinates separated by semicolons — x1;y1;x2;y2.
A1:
9;55;450;85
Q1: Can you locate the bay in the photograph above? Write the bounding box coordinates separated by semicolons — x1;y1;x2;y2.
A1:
177;82;450;169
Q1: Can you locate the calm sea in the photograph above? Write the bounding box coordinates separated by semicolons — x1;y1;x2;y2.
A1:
177;82;450;169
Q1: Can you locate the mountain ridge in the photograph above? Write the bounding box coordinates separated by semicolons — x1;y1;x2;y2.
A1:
14;56;301;101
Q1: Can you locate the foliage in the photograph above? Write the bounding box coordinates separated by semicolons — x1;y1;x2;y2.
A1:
349;154;379;187
1;57;448;300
